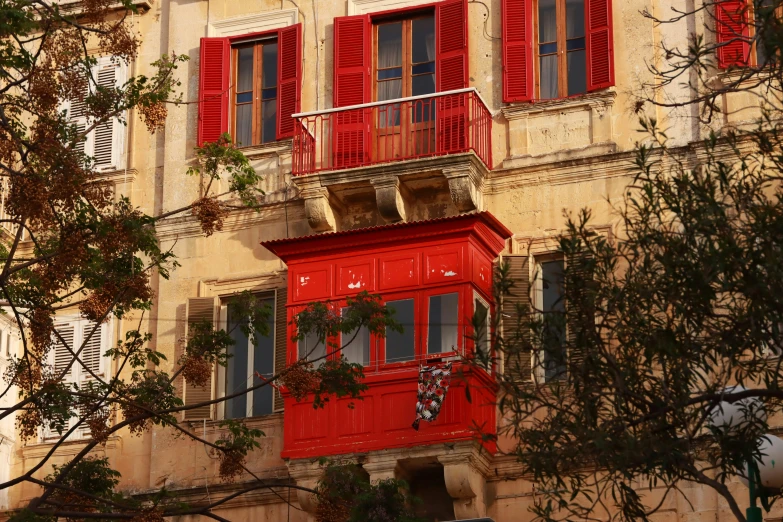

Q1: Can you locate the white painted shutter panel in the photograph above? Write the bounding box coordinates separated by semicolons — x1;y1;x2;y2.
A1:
80;321;103;382
183;297;217;420
93;57;126;172
45;324;78;439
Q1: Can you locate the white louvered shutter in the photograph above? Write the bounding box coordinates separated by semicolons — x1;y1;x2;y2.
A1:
45;324;78;439
64;56;126;172
80;321;103;382
183;297;218;421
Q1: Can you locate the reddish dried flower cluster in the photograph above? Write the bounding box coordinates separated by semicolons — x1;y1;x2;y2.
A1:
214;449;246;483
132;509;165;522
86;408;111;445
138;102;168;134
191;197;227;237
180;355;212;388
281;362;322;401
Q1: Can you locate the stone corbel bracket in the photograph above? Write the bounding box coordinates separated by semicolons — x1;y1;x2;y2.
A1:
370;176;412;223
293;175;337;232
437;446;492;519
286;459;324;514
442;159;484;213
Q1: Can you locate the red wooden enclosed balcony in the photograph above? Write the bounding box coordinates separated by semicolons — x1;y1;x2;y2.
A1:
291;88;492;176
261;212;511;460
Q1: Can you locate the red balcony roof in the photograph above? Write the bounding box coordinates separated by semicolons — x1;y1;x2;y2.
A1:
261;211;512;263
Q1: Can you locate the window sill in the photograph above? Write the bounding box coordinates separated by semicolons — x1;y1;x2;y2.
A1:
237;139;293;160
501;89;617;119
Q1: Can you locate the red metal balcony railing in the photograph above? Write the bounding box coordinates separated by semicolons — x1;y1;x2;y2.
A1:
292;88;492;176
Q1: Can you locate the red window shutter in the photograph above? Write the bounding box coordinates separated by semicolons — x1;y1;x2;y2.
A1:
436;0;469;92
716;0;750;68
436;0;469;155
277;23;302;140
197;37;230;146
333;15;371;168
333;15;371;108
502;0;534;102
585;0;615;91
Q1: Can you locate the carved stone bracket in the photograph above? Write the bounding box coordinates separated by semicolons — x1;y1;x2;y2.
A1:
363;454;409;482
286;459;323;515
437;447;491;519
443;162;484;213
299;186;337;233
370;177;410;223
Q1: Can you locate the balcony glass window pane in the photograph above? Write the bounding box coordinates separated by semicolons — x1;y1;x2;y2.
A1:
262;42;278;88
412;16;435;64
541;260;566;381
539;0;557;45
262;99;277;144
378;23;403;68
567;50;587;96
252;297;275;416
475;299;489;363
539;55;558;99
299;329;326;365
342;307;370;365
235;105;252;147
386;299;415;363
428;293;459;354
237;46;254;92
226;307;249;419
566;0;585;39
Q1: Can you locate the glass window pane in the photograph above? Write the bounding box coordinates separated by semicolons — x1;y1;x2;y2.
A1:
541;260;566;381
428;293;459;354
235;104;252;147
237;46;254;93
342;307;370;365
567;49;587;96
386;299;415;363
262;42;278;88
226;307;249;419
538;0;557;43
567;37;586;51
566;0;585;39
475;299;490;367
252;298;275;416
298;329;326;365
412;62;435;75
378;23;403;68
412;16;435;64
262;99;277;144
378;68;403;80
412;74;435;97
539;55;558;99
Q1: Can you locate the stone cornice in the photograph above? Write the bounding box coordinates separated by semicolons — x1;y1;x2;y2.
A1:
501;89;618;121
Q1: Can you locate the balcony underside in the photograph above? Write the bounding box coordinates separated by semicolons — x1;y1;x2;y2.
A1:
293;152;489;233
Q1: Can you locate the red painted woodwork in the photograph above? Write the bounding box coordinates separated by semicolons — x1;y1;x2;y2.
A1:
262;212;512;459
585;0;615;91
292;89;492;175
277;24;303;140
198;37;230;146
716;0;751;68
502;0;534;102
333;15;372;168
436;0;469;154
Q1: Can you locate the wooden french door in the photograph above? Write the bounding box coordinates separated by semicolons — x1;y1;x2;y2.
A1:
373;14;436;162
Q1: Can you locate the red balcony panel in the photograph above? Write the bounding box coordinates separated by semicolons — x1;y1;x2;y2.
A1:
292;265;332;302
281;364;497;459
335;259;375;296
424;245;465;285
379;253;420;291
292;88;492;176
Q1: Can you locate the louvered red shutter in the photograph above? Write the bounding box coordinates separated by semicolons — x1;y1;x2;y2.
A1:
277;24;302;140
198;37;230;146
716;0;750;68
436;0;469;154
436;0;469;92
332;15;371;169
502;0;534;102
585;0;614;91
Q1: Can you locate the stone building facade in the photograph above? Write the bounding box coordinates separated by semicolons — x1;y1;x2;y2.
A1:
7;0;773;520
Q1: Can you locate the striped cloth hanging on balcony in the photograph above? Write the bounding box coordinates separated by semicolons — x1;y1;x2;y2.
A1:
412;362;452;431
